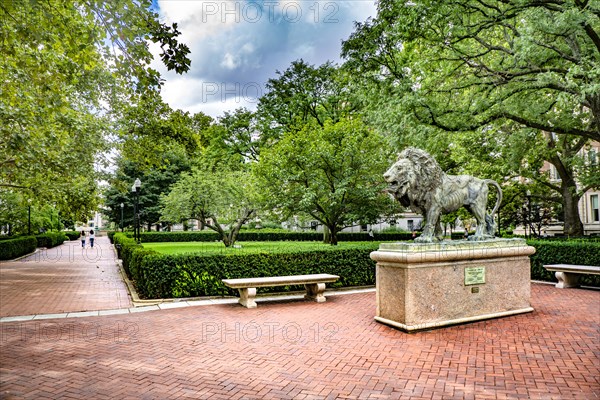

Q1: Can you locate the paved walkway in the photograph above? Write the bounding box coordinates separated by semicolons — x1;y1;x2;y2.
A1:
0;236;131;317
1;283;598;399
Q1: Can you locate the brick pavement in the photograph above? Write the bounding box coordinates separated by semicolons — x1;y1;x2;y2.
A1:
0;236;131;317
1;283;598;399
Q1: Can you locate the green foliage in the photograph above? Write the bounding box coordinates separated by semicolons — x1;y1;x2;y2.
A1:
343;0;599;142
144;241;392;256
103;152;192;231
107;231;116;244
64;231;81;241
257;60;354;137
342;0;600;235
123;242;380;299
113;233;150;278
1;0;190;225
36;232;67;248
134;231;416;243
160;168;257;247
0;236;37;260
113;232;600;299
529;240;600;287
256;117;400;244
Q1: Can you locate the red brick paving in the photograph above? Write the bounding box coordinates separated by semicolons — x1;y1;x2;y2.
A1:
0;236;131;317
0;284;598;399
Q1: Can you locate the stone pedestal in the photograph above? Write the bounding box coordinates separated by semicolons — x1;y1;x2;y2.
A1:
370;239;535;332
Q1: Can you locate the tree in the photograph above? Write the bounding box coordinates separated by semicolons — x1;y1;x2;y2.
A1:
342;0;599;235
118;99;207;169
217;109;262;162
1;0;190;225
257;60;357;138
160;169;257;247
255;118;398;245
104;152;191;231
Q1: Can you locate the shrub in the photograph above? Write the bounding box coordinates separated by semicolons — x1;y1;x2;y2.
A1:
134;230;416;243
64;231;81;241
0;236;37;260
115;234;379;299
36;232;67;248
107;231;116;244
528;239;600;287
116;235;600;299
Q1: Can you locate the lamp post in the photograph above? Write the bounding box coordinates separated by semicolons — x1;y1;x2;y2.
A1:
131;179;141;243
526;190;532;239
120;203;124;232
28;199;32;235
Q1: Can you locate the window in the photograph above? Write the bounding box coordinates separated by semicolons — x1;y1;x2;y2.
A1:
549;165;560;181
408;220;414;231
588;149;598;166
361;224;368;232
591;195;599;222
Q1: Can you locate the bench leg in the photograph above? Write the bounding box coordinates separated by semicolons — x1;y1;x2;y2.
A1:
555;272;580;289
238;288;257;308
304;283;326;303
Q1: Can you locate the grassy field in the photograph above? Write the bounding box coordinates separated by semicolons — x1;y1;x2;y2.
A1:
143;241;384;256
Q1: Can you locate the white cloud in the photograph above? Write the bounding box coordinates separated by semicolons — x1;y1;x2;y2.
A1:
221;53;239;69
152;0;378;118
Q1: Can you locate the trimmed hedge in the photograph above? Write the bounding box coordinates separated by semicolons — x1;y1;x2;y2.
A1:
36;232;67;248
113;232;378;299
0;236;37;260
131;230;416;243
64;231;81;241
114;233;600;299
528;239;600;286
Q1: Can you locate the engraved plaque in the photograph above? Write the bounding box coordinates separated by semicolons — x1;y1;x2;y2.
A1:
465;266;485;285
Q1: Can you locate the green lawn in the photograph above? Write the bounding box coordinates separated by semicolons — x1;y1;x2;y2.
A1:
143;241;384;256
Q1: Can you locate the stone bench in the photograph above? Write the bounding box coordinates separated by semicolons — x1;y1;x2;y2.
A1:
222;274;340;308
543;264;600;288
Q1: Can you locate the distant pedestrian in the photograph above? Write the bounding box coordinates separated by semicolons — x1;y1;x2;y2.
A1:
89;229;95;248
80;230;86;248
368;228;374;241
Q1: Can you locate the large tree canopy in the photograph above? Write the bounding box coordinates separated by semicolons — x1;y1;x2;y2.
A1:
342;0;599;235
160;169;257;247
0;0;191;225
255;118;398;245
343;0;599;142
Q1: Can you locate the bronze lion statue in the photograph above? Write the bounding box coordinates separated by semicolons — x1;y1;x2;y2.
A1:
384;147;502;242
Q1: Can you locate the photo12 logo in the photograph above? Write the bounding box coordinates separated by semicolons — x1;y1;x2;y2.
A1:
201;1;340;24
201;82;262;103
201;321;339;344
1;321;139;344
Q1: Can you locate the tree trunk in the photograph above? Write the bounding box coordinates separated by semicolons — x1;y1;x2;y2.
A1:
548;154;584;237
322;225;330;244
561;184;583;236
329;227;338;245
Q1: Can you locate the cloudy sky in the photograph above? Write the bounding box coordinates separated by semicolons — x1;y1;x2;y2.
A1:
149;0;377;118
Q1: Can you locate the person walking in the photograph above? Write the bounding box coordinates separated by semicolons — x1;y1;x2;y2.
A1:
80;230;86;248
89;229;95;248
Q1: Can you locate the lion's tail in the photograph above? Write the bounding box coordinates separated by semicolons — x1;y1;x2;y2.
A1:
485;179;503;215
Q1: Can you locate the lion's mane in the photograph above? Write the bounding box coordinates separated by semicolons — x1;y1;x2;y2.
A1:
398;147;445;193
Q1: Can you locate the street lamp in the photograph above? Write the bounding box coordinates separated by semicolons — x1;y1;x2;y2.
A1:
526;190;532;239
28;199;32;235
120;203;124;232
131;178;141;243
